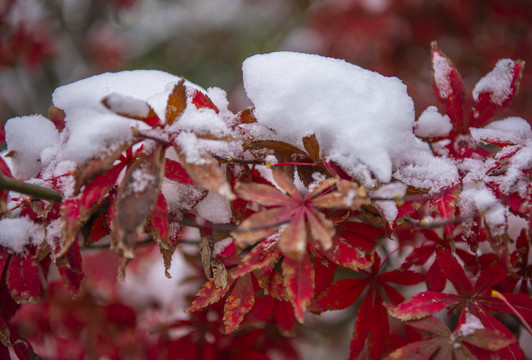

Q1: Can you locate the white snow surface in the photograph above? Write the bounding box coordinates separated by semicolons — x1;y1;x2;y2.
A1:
432;51;453;100
458;312;484;337
473;59;516;106
242;51;456;189
0;217;44;253
415;106;452;138
52;70;202;163
470;116;532;146
4;114;60;179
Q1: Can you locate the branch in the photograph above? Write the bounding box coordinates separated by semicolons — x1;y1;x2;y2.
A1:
0;173;63;203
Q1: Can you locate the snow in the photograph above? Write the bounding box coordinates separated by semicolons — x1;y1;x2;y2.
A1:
103;93;153;119
0;217;44;253
195;191;232;224
473;59;516;106
370;182;407;222
458;312;484;337
243;51;455;189
213;237;234;256
414;106;452;138
432;51;453;99
52;70;201;163
470;116;531;146
4;115;60;179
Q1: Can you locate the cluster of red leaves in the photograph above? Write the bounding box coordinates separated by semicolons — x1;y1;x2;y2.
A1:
1;43;531;360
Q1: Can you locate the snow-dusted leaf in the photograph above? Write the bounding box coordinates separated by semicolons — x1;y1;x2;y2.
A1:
282;252;314;323
102;93;160;127
470;58;525;128
302;133;320;163
430;41;464;132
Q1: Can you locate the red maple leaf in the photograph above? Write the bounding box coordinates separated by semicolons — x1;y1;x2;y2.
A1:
312;253;424;359
387;247;532;359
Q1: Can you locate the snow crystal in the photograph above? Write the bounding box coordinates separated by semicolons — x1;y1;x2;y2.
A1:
52;70;202;163
243;51;452;189
161;179;205;213
473;59;515;106
432;51;453;99
470;116;532;146
4;115;60;179
131;168;155;193
0;217;44;253
394;149;458;194
460;185;506;236
457;313;484;337
195;191;232;223
414;106;452;138
174;132;208;165
170;107;230;138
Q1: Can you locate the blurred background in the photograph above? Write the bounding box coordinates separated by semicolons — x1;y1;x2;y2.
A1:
2;1;532;358
1;0;531;125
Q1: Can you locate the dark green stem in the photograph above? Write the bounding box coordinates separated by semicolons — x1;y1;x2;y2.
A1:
0;173;63;203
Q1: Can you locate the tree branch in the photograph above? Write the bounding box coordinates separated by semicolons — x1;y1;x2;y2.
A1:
0;173;63;203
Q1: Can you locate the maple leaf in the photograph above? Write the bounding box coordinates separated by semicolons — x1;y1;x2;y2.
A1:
232;169;368;259
311;254;424;359
384;313;515;360
387;247;532;359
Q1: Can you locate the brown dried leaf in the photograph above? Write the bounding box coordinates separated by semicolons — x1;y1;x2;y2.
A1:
176;150;235;200
165;78;187;126
112;145;165;267
302;134;320;163
237;108;257;124
245;140;307;157
211;258;228;289
234;181;291;206
307;210;334;250
102;94;158;122
272;168;298;196
200;236;213;279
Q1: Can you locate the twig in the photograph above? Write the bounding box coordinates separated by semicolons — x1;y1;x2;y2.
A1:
0;173;62;203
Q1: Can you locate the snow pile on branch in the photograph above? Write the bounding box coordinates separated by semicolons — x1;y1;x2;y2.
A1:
242;51;457;190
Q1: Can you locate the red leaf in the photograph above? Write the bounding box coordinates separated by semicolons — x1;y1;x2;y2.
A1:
386;291;459;321
150;192;169;242
469;58;525;128
232;237;282;278
317;236;373;271
223;274;255;333
57;240;84;297
430;41;464;133
436;247;473;295
164;158;195;184
187;277;234;312
311;278;367;312
282;251;314;323
6;255;42;303
191;89;219;113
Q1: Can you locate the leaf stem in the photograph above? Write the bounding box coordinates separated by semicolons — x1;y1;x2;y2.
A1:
0;173;62;203
492;290;532;335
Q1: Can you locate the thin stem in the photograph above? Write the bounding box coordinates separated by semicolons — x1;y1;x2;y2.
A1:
211;154;262;165
135;130;173;145
404;216;464;229
0;173;62;203
492;290;532;335
273;162;316;167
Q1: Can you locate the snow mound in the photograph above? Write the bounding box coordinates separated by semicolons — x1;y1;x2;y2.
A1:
242;51;457;189
52;70;201;164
